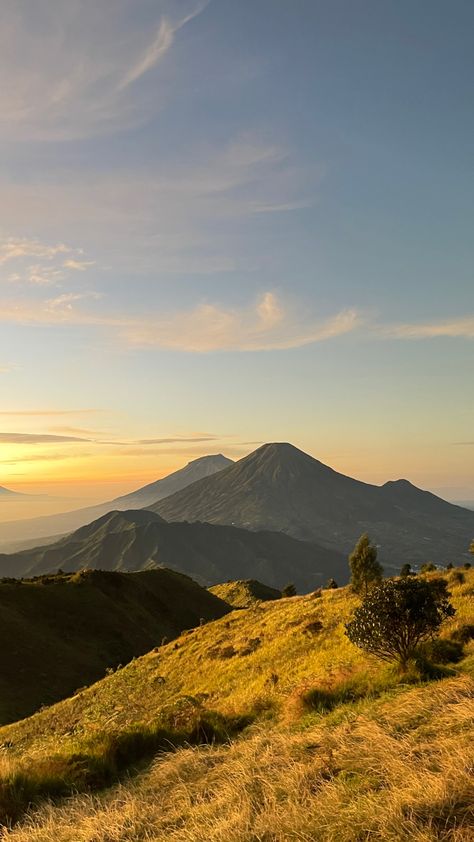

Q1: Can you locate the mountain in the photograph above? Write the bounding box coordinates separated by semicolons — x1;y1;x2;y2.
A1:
0;566;230;725
0;454;233;551
151;442;474;566
0;508;346;590
113;454;233;508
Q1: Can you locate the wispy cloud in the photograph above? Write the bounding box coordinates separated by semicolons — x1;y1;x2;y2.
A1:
0;289;362;352
0;236;95;290
0;238;71;265
63;259;96;272
377;316;474;340
0;1;209;141
0;433;89;444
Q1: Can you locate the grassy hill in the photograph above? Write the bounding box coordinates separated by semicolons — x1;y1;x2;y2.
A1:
0;567;472;839
0;567;229;725
0;509;346;591
209;578;282;607
152;442;474;567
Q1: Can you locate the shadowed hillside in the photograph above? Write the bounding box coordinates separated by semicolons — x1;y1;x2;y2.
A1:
0;567;229;725
0;509;347;590
152;442;474;566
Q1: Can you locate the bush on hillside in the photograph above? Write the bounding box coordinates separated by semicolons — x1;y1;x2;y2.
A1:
325;578;338;589
282;583;297;597
345;578;455;670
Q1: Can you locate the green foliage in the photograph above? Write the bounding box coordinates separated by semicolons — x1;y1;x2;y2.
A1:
325;578;338;589
399;563;412;578
348;533;383;595
345;578;455;669
282;583;297;597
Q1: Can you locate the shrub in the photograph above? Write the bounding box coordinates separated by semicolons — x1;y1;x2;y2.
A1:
399;563;413;578
325;578;338;589
345;578;455;670
282;583;297;597
419;638;464;664
451;570;465;585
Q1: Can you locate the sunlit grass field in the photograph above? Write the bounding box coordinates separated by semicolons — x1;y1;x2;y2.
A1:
0;567;473;839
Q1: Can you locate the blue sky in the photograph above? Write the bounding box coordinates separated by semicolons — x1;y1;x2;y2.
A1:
0;0;473;505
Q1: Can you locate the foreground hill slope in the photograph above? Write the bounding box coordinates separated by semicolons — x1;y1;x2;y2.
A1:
152;442;474;566
0;567;229;725
1;569;473;841
0;509;346;590
0;455;233;551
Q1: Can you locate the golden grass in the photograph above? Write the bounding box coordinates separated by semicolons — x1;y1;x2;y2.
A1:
0;569;472;839
5;674;473;841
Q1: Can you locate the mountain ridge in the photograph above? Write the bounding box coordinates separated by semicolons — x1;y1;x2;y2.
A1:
0;454;233;550
0;507;347;590
151;442;474;565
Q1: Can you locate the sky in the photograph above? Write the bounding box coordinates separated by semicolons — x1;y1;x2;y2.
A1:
0;0;473;514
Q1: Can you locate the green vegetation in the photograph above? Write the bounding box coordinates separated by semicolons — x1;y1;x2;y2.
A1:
209;578;281;607
0;567;472;838
345;577;455;670
281;582;297;597
348;533;383;594
0;568;229;724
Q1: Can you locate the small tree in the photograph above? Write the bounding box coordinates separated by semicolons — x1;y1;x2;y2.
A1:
345;578;455;670
325;578;338;589
349;533;383;595
282;583;297;597
400;563;412;578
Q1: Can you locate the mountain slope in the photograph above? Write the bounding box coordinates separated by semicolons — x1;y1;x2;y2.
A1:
1;569;472;839
151;442;474;566
0;455;233;551
0;509;346;590
0;567;229;725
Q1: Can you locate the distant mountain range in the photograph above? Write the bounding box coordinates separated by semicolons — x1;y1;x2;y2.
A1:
151;442;474;566
0;486;45;500
0;567;230;725
0;508;346;591
0;455;233;550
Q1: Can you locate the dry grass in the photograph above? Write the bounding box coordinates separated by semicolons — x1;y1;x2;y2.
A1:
4;674;473;842
0;569;472;839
